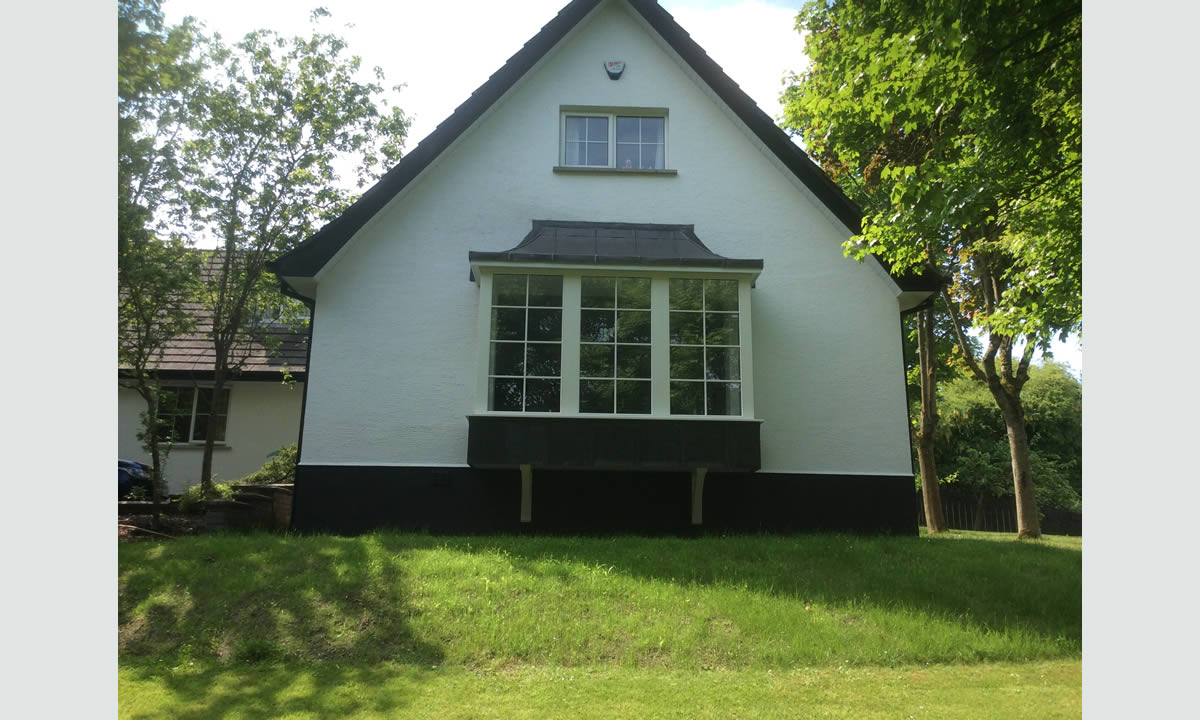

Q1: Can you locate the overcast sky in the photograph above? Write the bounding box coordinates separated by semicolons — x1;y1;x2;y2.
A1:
158;0;1080;373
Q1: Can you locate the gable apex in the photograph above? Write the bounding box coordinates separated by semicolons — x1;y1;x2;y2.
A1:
271;0;887;287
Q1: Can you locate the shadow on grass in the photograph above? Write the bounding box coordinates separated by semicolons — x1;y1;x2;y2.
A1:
119;534;443;717
379;532;1082;646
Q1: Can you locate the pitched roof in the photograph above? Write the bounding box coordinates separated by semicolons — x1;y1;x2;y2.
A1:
121;253;309;380
469;220;763;270
269;0;937;295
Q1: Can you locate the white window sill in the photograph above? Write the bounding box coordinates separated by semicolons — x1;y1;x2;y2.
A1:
163;443;233;450
468;412;761;423
553;166;677;176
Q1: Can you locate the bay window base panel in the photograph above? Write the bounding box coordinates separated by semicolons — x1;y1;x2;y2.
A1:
467;415;760;471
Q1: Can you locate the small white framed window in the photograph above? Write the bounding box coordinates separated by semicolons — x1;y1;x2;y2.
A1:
155;386;231;443
561;111;667;169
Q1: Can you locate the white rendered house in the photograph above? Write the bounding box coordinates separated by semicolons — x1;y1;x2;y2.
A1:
269;0;936;534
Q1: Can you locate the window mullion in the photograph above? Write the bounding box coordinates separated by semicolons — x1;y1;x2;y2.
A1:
738;279;753;419
189;387;200;443
650;277;670;416
560;276;582;413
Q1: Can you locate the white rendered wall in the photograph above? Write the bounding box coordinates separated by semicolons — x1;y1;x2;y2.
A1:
117;381;304;494
301;0;912;476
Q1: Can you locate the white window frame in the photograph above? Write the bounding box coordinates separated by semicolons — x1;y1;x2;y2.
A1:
474;266;755;420
559;108;669;170
156;385;232;444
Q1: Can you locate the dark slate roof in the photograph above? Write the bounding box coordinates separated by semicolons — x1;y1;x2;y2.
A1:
120;253;309;380
469;220;763;270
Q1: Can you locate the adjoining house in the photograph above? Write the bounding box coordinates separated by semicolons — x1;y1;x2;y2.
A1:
268;0;938;535
118;257;308;495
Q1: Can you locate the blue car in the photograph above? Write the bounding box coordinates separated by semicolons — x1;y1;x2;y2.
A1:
118;460;153;499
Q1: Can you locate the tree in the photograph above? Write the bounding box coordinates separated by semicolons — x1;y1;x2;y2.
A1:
174;13;410;492
118;0;205;521
901;295;979;532
782;0;1081;537
936;362;1082;517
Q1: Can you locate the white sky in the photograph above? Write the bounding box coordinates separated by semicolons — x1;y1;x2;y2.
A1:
158;0;1081;374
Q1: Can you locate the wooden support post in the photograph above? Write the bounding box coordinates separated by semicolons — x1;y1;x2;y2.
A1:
520;464;533;523
691;467;707;525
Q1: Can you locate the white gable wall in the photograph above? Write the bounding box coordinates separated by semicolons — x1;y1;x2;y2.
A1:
301;0;911;475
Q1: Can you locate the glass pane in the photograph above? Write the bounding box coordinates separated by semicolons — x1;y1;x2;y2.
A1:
492;274;526;306
616;310;650;344
586;142;608;166
565;116;586;141
616;143;638;169
490;378;523;412
616;116;639;142
526;343;561;377
192;414;209;442
706;313;740;346
491;308;526;340
528;275;563;307
641;143;664;170
579;379;614;413
564;141;585;166
669;312;703;345
581;276;615;308
616;380;651;414
586;116;608;142
670;381;704;415
214;389;230;414
490;342;525;376
524;379;560;412
669;278;703;310
172;415;191;443
706;347;740;380
580;343;614;378
706;382;742;416
209;414;227;442
618;277;650;309
670;346;703;379
580;309;616;343
706;279;739;312
617;345;651;379
642;117;664;143
195;388;212;413
527;308;562;341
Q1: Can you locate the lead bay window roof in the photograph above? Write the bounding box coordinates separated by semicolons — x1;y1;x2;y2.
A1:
468;220;764;275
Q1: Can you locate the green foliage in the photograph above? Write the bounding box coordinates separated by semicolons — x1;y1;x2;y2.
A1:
237;444;298;485
782;0;1081;343
937;363;1081;511
177;482;234;514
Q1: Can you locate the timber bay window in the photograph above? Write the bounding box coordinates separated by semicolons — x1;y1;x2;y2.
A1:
488;274;563;412
668;278;742;416
155;386;231;443
562;112;666;169
579;276;652;414
478;271;753;418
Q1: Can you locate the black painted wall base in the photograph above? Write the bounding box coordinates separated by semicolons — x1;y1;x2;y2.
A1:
291;465;918;536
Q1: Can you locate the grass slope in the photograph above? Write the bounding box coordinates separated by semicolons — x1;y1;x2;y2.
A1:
119;532;1081;717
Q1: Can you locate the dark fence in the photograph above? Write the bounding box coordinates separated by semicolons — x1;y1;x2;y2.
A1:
916;491;1081;536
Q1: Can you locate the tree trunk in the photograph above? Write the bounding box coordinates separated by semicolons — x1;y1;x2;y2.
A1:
993;390;1041;538
973;493;985;531
199;363;226;494
915;307;946;534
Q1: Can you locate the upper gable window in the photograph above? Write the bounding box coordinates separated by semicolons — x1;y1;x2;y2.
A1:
562;111;666;170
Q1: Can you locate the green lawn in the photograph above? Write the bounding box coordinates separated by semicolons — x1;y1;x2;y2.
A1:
119;530;1081;718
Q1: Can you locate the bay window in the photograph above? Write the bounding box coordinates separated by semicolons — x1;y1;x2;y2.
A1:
477;269;753;418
